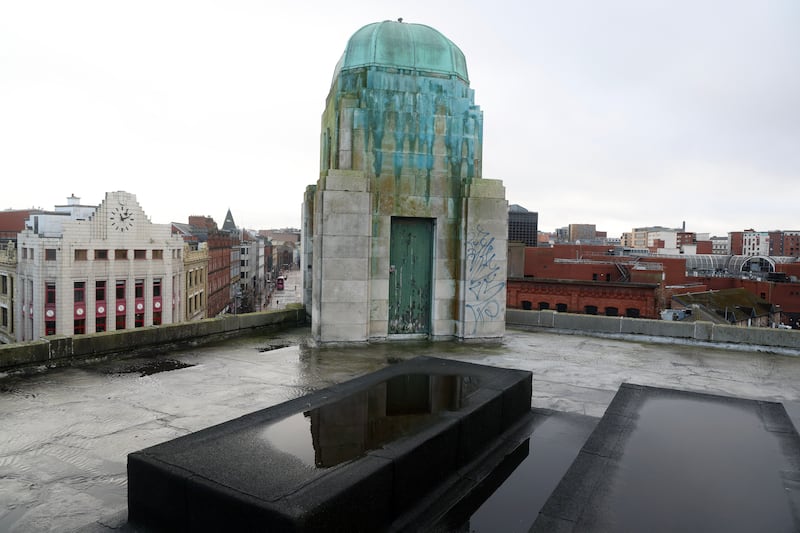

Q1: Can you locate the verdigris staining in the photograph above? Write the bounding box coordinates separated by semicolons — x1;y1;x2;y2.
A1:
307;20;506;342
336;70;483;182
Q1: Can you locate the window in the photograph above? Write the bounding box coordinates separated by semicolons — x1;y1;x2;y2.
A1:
74;282;85;303
135;279;144;298
1;306;7;327
152;249;163;260
46;248;56;261
134;249;146;260
626;308;641;318
556;303;568;312
538;302;550;310
116;280;125;299
591;273;598;281
135;313;144;328
584;305;598;315
96;281;106;302
74;249;88;261
116;315;126;330
45;321;56;336
153;311;162;326
46;282;56;304
22;248;27;259
521;300;532;310
96;316;106;333
153;279;162;297
74;319;86;335
1;275;7;294
95;249;108;260
115;249;127;260
605;307;619;317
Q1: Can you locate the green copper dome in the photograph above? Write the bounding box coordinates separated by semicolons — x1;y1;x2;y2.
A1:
335;20;469;82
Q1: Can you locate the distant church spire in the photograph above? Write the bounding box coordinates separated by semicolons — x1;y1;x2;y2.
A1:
222;209;237;232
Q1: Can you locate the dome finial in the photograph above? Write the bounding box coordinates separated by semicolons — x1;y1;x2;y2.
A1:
397;17;403;23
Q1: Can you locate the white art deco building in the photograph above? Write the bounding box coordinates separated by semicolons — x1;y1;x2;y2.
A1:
15;192;186;341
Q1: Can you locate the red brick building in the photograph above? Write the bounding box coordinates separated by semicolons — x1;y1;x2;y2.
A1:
510;244;800;327
507;278;660;318
206;231;235;317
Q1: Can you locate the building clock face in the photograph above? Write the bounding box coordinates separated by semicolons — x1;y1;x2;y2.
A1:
110;205;135;232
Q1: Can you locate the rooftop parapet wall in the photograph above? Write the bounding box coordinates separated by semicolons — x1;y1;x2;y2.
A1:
0;308;305;372
507;309;800;352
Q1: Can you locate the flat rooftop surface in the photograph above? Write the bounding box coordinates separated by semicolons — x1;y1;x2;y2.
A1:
2;327;800;531
533;384;800;532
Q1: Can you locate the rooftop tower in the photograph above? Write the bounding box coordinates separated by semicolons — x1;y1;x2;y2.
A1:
304;20;507;342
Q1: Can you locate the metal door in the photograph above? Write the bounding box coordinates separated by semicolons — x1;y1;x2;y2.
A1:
389;218;433;334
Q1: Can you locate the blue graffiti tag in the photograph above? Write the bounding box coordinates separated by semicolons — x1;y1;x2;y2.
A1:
465;225;505;333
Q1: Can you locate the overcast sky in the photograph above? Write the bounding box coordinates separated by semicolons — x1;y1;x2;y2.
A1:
2;1;798;238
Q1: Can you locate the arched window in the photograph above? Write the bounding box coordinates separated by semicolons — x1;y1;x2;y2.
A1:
556;303;568;312
521;300;532;310
626;308;640;318
538;302;550;310
605;307;618;316
584;305;598;315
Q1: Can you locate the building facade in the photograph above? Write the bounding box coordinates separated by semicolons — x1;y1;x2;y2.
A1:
206;231;233;317
15;192;185;341
742;230;770;256
305;20;507;342
0;242;17;343
508;205;538;247
710;236;729;255
184;244;208;321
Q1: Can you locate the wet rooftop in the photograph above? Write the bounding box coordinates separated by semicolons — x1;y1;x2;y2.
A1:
2;326;800;531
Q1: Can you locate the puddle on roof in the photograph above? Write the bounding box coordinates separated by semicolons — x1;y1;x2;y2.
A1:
112;359;195;377
261;373;479;468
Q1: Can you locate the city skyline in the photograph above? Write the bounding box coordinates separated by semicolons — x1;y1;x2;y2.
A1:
2;1;798;236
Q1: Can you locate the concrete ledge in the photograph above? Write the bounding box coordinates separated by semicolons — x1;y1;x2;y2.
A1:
532;384;800;531
0;308;306;372
507;309;800;352
127;356;533;532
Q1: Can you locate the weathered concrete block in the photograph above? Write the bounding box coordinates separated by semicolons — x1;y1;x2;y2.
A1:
321;212;371;236
434;278;457;300
321;190;370;214
369;279;389;302
321;235;370;259
128;357;533;532
320;280;368;303
467;179;505;199
319;302;368;325
0;340;49;368
322;258;369;281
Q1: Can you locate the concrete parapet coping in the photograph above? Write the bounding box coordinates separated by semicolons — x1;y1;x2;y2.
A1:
0;308;306;373
507;309;800;353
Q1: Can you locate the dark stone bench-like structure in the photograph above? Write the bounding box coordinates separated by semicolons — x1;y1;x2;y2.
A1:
127;356;533;532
